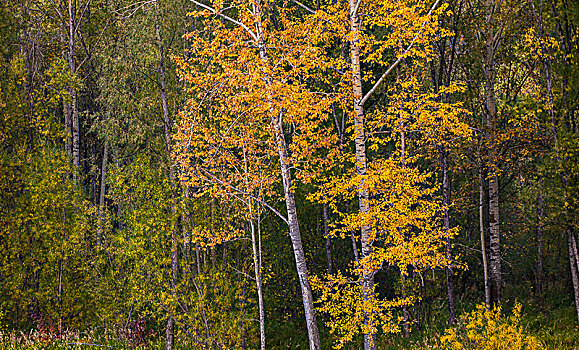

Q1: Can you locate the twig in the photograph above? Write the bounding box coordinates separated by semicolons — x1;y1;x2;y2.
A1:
189;0;258;42
359;0;441;106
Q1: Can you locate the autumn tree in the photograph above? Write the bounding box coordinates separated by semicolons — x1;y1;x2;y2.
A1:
173;0;344;348
301;0;471;348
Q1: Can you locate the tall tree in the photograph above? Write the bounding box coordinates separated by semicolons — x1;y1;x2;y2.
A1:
309;0;471;347
173;1;342;347
483;0;502;307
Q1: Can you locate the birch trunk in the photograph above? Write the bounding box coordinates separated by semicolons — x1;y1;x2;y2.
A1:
535;182;544;303
97;142;108;247
479;163;491;309
568;232;579;322
488;175;501;306
348;1;375;348
484;0;501;307
252;2;321;348
67;0;80;176
249;205;266;350
273;117;321;350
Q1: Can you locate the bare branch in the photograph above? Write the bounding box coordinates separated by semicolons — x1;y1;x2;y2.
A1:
290;0;316;13
359;0;441;106
74;0;91;35
199;169;289;224
190;0;259;42
351;0;363;18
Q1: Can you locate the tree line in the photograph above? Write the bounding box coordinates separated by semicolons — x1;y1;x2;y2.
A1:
0;0;578;349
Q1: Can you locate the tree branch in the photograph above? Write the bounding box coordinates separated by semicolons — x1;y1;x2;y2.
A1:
290;0;316;13
359;0;441;106
190;0;259;42
351;0;363;18
199;169;290;224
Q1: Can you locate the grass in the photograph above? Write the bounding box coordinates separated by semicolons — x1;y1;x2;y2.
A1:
1;302;578;349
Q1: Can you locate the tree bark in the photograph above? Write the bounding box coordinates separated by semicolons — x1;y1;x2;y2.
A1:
488;175;501;306
252;2;321;348
535;181;544;304
479;163;491;309
484;0;501;307
568;232;579;323
165;317;175;350
274;122;321;350
273;120;321;350
67;0;80;177
97;142;108;247
249;204;266;350
349;1;375;348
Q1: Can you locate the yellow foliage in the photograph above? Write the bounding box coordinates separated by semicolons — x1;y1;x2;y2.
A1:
311;272;406;349
436;303;543;350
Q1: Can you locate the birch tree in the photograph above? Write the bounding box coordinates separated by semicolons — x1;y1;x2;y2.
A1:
174;1;339;348
308;0;470;348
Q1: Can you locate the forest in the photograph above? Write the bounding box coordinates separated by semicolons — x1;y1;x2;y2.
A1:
0;0;578;349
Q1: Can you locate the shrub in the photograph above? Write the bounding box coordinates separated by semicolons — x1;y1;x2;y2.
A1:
436;303;543;350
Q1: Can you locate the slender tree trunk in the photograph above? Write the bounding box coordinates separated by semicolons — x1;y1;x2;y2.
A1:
323;204;333;275
155;22;179;350
401;273;410;338
20;12;36;154
97;142;108;247
273;123;321;350
484;0;501;307
488;175;501;306
249;204;266;350
165;317;175;350
535;180;544;304
64;99;72;157
240;271;247;350
71;90;79;171
568;232;579;322
441;146;456;324
252;3;321;348
274;124;321;350
242;141;266;350
196;245;201;276
67;0;80;176
479;163;491;309
351;232;360;262
211;201;216;267
571;233;579;281
349;1;375;348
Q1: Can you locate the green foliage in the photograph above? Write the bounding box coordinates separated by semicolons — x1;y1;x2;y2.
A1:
1;0;579;348
0;48;98;331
